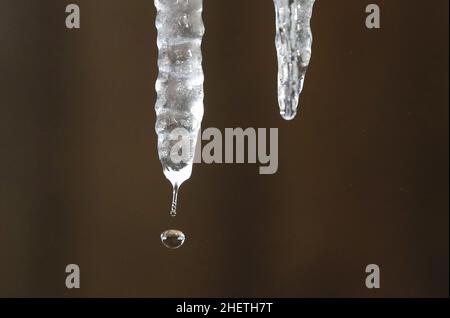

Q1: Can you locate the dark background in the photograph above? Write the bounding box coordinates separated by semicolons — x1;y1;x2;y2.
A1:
0;0;448;297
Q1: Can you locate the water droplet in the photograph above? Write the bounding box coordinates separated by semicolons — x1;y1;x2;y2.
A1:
161;229;186;249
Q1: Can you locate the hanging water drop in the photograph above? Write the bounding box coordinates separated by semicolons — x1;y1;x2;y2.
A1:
170;183;179;217
273;0;316;120
161;229;186;249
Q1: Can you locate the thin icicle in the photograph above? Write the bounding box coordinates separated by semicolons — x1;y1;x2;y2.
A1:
154;0;205;216
274;0;315;120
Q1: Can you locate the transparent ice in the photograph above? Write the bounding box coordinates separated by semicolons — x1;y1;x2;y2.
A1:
274;0;315;120
154;0;205;217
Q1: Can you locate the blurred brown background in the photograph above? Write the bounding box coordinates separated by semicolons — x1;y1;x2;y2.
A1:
0;0;448;297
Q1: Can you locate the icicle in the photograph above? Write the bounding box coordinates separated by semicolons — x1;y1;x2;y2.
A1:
154;0;205;216
273;0;316;120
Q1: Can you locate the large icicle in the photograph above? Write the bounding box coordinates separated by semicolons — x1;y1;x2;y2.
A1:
154;0;205;216
274;0;315;120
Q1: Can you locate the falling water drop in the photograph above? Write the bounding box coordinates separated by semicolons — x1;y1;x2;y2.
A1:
161;229;186;249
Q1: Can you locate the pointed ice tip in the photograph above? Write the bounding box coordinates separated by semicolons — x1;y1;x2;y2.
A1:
279;97;299;120
281;109;297;121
